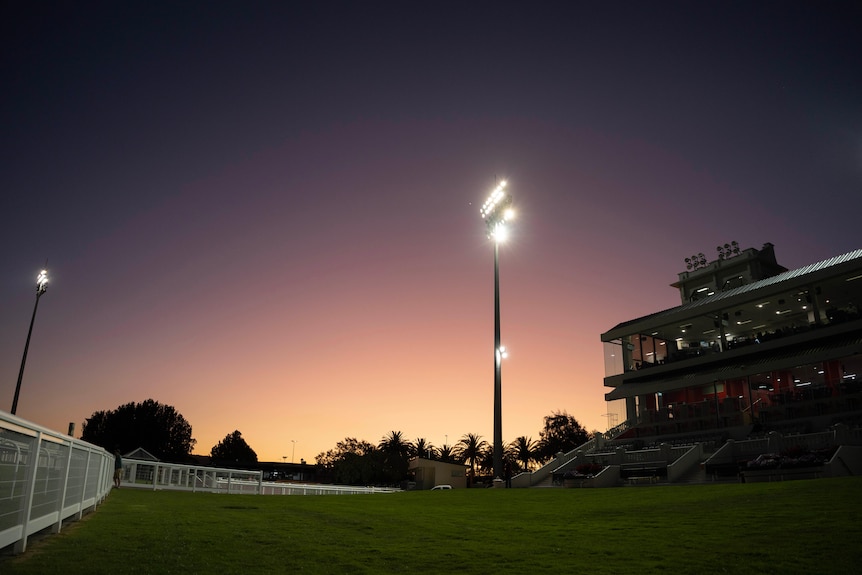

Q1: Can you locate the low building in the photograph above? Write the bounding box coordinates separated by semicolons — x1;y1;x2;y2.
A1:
601;243;862;441
409;457;469;489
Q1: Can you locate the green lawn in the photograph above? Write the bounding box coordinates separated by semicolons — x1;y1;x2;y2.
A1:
3;478;861;574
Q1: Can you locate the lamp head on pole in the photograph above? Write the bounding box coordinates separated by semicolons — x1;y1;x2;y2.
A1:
496;345;508;364
480;180;514;242
36;270;48;297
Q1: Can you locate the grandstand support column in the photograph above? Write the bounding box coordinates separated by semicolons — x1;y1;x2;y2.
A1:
717;311;728;352
808;283;823;325
626;397;637;422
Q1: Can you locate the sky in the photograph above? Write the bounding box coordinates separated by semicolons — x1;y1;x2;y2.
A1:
2;1;860;464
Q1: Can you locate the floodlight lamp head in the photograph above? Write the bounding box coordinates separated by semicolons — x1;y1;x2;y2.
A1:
480;181;513;240
496;345;508;363
36;270;48;296
491;222;509;242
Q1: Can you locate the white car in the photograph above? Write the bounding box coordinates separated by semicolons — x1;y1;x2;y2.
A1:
430;484;452;490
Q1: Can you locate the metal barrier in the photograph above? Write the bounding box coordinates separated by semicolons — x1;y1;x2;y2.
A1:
119;458;400;495
120;459;263;493
1;411;113;554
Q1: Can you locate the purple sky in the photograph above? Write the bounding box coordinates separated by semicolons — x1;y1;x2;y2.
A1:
2;1;860;463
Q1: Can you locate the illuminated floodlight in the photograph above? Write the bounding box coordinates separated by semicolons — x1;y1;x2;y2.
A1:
480;180;514;241
36;270;48;295
496;345;508;362
493;224;509;243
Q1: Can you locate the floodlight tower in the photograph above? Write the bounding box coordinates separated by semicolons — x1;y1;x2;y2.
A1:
480;180;514;480
11;269;49;415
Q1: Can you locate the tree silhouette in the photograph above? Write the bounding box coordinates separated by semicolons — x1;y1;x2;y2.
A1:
316;437;380;485
378;430;411;483
438;444;455;463
453;433;487;477
210;430;258;464
81;399;195;461
512;436;538;472
537;410;588;462
478;441;514;475
412;437;436;460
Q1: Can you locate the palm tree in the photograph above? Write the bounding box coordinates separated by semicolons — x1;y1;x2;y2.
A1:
438;444;455;463
413;437;436;460
453;433;487;477
512;436;537;472
379;431;411;459
378;431;411;483
478;442;513;475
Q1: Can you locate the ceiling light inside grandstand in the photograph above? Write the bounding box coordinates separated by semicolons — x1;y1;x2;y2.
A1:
845;274;862;282
737;319;751;325
776;309;791;315
756;301;770;308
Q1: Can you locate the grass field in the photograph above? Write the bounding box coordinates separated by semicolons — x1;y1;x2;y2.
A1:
2;477;861;574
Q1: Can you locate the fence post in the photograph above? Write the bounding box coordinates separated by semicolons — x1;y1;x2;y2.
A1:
14;432;44;554
52;440;74;534
94;448;106;507
77;448;92;520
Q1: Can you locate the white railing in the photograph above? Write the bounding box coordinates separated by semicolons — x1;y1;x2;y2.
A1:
120;458;400;495
1;410;114;554
250;481;399;495
121;459;263;493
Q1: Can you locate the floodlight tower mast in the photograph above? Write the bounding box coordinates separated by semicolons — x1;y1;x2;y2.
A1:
479;181;514;481
11;269;49;415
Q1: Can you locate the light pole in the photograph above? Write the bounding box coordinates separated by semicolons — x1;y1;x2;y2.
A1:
480;180;513;480
291;439;297;463
11;269;49;415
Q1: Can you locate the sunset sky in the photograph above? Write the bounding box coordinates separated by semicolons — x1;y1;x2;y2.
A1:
2;2;860;464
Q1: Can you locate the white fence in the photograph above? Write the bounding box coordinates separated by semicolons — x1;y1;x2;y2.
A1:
1;411;114;554
120;458;400;495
